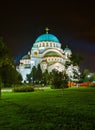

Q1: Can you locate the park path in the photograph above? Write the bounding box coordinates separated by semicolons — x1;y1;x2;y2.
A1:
1;89;12;92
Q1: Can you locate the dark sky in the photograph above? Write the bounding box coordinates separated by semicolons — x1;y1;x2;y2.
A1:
0;1;95;72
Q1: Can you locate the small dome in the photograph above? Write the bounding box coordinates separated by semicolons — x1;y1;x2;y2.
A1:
64;45;71;52
32;44;38;48
64;48;71;51
35;33;60;43
22;54;30;59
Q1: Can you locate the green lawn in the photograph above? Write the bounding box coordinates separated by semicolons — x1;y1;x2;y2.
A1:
0;87;95;130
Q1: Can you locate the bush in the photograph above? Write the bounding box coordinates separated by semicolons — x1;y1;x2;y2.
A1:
13;86;34;92
50;70;68;89
89;82;95;87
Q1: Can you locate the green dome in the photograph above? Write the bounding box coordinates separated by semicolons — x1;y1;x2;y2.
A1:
35;33;60;43
44;51;61;57
22;54;30;59
64;46;71;52
64;47;71;51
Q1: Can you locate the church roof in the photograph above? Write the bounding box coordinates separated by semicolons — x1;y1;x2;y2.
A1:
64;46;71;52
22;54;30;59
44;51;61;57
35;33;60;43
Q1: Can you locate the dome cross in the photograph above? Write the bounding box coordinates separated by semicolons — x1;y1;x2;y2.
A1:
45;27;49;34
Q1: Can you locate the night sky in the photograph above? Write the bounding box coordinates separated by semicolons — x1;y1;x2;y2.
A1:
0;1;95;72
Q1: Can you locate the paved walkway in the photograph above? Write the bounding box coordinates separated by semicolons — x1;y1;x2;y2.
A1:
1;89;12;92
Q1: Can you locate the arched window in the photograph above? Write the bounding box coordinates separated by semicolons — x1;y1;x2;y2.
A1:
34;52;38;56
46;42;48;47
42;42;45;47
50;42;52;47
56;44;58;47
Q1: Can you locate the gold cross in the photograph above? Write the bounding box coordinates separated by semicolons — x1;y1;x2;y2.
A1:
45;27;49;34
66;45;68;48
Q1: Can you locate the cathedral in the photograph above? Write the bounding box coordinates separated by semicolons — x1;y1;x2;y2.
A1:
17;28;79;82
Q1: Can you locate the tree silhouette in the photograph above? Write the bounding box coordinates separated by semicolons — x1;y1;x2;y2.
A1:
70;53;83;66
0;37;22;98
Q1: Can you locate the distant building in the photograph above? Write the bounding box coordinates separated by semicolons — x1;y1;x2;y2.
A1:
16;28;80;82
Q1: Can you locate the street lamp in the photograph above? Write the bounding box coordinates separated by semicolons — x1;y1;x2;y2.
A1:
78;72;81;81
87;74;91;86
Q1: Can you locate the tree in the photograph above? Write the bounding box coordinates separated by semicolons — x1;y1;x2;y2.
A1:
27;64;43;85
0;64;22;87
26;72;32;83
31;66;37;85
70;53;83;66
50;69;68;89
0;37;22;98
16;72;23;84
0;37;8;66
36;64;43;83
89;73;95;82
82;69;90;82
42;69;49;86
0;37;9;98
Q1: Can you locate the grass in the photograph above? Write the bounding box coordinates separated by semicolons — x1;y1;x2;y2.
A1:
0;87;95;130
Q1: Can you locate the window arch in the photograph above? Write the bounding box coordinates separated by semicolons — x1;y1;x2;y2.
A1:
50;42;52;47
46;42;48;47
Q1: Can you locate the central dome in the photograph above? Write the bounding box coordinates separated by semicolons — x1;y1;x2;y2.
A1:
35;33;60;43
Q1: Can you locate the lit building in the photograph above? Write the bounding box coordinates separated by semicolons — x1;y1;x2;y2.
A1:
16;28;79;82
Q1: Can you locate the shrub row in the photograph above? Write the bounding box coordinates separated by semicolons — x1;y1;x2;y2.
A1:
89;82;95;87
13;86;34;92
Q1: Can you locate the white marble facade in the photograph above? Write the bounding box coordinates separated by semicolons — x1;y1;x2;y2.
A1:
17;29;79;82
